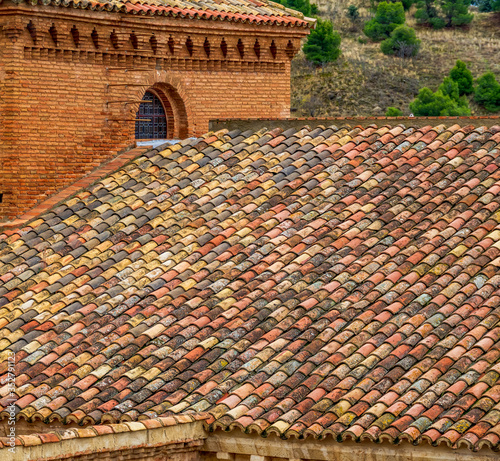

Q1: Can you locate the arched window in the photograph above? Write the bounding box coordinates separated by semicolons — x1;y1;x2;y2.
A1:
135;91;167;139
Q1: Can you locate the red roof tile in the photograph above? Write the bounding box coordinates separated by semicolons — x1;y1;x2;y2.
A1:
2;0;311;27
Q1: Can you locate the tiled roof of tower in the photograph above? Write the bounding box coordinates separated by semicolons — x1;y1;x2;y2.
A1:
1;0;311;27
1;123;500;452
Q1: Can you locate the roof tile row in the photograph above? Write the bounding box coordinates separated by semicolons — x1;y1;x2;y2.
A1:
1;0;310;27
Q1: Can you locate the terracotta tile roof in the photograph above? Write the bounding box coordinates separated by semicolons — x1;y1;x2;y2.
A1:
3;0;311;27
1;123;500;452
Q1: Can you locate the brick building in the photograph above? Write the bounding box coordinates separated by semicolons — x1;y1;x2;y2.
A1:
0;0;311;219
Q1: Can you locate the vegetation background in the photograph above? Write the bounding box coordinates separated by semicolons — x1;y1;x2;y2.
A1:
290;1;500;116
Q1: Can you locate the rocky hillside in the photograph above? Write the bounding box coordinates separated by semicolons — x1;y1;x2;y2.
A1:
291;7;500;117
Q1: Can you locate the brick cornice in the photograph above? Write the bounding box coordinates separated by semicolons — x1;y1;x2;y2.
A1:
0;3;311;37
1;8;304;66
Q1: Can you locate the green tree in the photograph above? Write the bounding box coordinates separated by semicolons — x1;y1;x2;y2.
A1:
303;19;342;65
415;0;445;28
415;0;472;27
276;0;314;16
380;24;421;57
364;2;406;41
439;77;461;101
386;107;403;116
438;77;470;108
410;83;471;116
477;0;495;11
346;5;360;21
372;0;414;10
449;60;474;95
441;0;473;26
398;0;414;10
475;72;500;112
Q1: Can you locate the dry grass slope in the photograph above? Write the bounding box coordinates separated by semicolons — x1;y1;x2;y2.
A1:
291;5;500;117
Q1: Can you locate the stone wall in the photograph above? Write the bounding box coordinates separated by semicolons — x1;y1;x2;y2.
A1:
202;431;500;461
0;2;308;219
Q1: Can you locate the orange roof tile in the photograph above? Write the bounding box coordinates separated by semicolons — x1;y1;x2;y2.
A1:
2;0;311;27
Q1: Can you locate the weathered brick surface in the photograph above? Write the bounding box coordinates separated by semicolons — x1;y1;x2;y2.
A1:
0;3;308;219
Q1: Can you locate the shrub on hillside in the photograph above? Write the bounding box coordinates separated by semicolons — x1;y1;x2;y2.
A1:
380;25;421;57
477;0;500;10
386;107;403;116
449;60;474;95
441;0;473;26
303;19;342;65
415;0;445;28
410;79;471;116
399;0;414;10
439;77;468;104
415;0;472;27
346;5;360;22
276;0;315;16
477;0;495;11
475;72;500;112
372;0;414;10
364;2;405;41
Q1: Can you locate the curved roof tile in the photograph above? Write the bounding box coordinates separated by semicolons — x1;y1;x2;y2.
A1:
1;0;311;27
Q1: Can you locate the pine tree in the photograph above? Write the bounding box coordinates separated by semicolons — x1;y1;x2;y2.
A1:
380;24;421;57
346;5;360;21
477;0;495;11
303;19;342;65
475;73;500;113
449;60;474;95
441;0;473;26
415;0;473;27
364;2;406;41
438;77;468;106
410;81;471;116
415;0;445;28
276;0;313;16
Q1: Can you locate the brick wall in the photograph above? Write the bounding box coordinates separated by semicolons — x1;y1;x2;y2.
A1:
0;4;308;219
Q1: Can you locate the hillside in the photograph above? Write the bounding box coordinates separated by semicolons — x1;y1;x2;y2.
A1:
291;7;500;117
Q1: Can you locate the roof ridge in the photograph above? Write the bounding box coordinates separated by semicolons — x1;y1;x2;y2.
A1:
3;0;313;27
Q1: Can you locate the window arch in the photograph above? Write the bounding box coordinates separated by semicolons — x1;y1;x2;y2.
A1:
135;91;167;139
134;83;189;140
